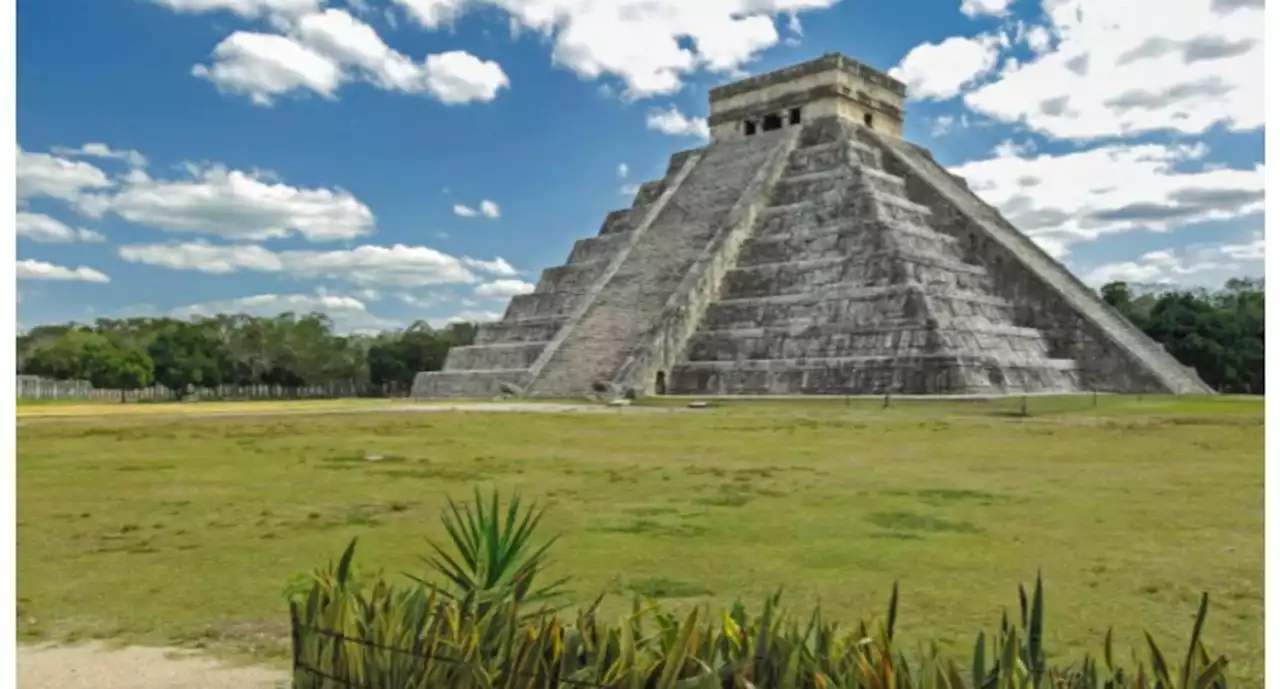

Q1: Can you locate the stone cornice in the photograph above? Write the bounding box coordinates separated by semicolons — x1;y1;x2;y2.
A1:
707;84;904;127
708;53;908;102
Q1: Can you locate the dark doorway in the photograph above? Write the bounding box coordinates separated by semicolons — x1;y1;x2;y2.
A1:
789;107;802;125
743;120;757;136
762;113;783;131
863;112;874;128
654;371;667;395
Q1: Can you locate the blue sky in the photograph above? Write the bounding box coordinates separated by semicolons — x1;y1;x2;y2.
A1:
16;0;1265;332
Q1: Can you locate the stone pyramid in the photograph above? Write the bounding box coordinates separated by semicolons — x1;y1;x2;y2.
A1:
413;53;1211;399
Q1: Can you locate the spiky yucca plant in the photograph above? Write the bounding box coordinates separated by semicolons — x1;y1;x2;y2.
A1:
411;488;570;617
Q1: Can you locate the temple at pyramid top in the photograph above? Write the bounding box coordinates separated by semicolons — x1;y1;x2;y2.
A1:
708;53;908;142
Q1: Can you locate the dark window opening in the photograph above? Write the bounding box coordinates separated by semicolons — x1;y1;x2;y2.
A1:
863;112;874;128
762;113;783;131
654;371;667;395
743;120;757;136
789;107;802;125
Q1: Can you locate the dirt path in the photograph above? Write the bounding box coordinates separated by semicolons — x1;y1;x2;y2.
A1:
18;643;288;689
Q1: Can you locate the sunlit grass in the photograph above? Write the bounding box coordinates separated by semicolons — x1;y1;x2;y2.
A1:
15;395;1263;683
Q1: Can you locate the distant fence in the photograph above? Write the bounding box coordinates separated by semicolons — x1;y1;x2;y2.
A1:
16;375;366;402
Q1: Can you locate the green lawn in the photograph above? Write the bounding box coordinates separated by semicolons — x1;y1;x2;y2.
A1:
15;396;1264;683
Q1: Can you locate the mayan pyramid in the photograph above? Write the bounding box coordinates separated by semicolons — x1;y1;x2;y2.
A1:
413;53;1211;399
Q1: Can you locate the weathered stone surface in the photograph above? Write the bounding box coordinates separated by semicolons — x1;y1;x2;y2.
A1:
413;53;1210;400
525;128;798;398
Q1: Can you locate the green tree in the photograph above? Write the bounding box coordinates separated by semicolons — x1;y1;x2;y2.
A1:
16;310;483;400
147;322;227;399
1102;278;1264;394
82;340;155;402
23;330;103;380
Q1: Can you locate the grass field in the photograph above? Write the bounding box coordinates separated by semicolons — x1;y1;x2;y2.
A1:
15;395;1264;683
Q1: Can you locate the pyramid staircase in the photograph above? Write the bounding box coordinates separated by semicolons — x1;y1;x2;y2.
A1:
666;123;1081;395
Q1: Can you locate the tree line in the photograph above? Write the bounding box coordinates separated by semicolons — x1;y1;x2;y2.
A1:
16;314;477;400
15;277;1263;399
1100;277;1263;394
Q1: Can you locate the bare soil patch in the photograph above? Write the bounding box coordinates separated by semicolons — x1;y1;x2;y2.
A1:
18;643;287;689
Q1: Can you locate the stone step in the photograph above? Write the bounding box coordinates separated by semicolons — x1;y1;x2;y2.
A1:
568;234;629;264
534;260;610;294
596;209;633;236
410;368;532;399
721;253;992;299
757;190;932;236
442;341;549;372
525;130;792;397
772;165;906;197
770;168;854;206
667;354;1080;396
785;140;882;175
504;291;583;320
863;189;934;225
863;128;1211;394
703;286;1016;331
684;323;1056;362
473;316;567;345
741;219;960;265
628;181;667;210
714;282;1010;309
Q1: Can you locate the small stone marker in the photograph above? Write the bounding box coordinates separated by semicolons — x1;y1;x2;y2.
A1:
607;398;631;407
687;401;711;409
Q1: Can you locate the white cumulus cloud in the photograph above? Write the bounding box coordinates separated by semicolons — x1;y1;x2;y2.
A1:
475;279;535;298
170;290;401;332
890;33;1005;101
454;199;501;219
117;241;522;288
960;0;1015;17
473;0;841;98
462;256;518;276
16;212;105;243
961;0;1264;140
17;147;114;206
51;143;148;168
192;9;508;105
1082;231;1264;287
117;241;285;274
16;259;110;283
19;144;377;242
391;0;470;28
107;164;376;241
948;141;1264;259
646;106;710;138
193;31;347;105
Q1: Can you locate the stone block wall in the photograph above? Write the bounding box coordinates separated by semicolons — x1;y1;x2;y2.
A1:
860;129;1210;394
